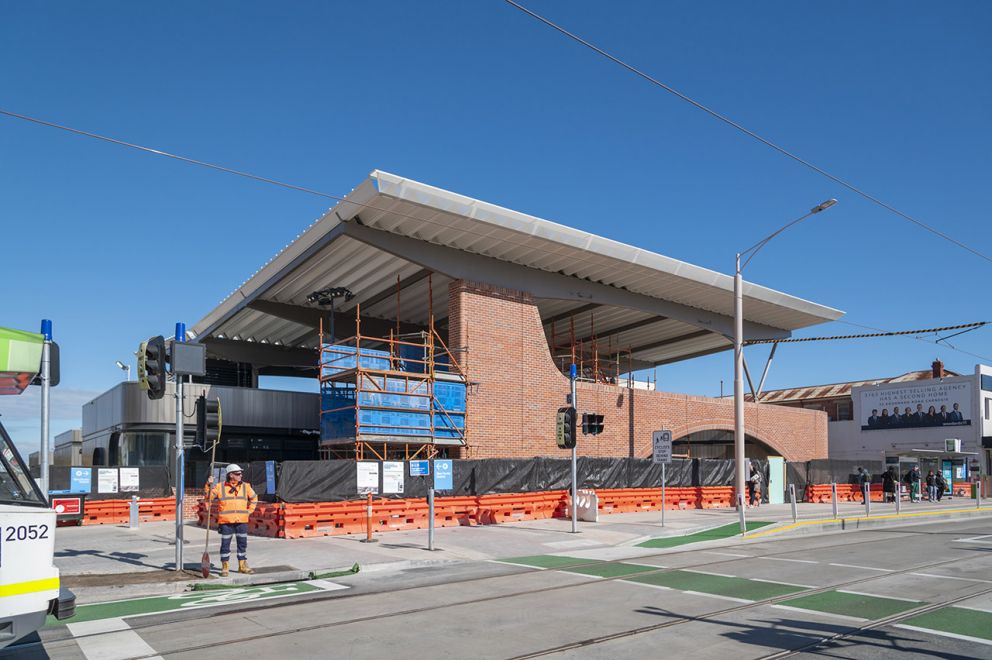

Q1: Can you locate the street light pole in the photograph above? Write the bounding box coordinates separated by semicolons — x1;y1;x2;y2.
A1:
734;255;745;517
733;199;837;530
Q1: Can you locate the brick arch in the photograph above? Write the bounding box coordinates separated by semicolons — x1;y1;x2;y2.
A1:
673;423;789;458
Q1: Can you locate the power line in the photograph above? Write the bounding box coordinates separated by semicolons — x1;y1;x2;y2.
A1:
503;0;992;266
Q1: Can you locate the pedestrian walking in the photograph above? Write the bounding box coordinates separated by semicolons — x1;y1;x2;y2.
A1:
926;470;938;502
857;467;872;502
905;465;922;502
205;464;258;576
748;464;762;508
935;472;947;501
882;467;896;503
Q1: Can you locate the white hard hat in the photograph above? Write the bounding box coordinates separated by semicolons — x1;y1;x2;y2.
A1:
225;464;243;475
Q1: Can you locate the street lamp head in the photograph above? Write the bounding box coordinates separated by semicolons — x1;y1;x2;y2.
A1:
115;360;127;371
811;199;837;214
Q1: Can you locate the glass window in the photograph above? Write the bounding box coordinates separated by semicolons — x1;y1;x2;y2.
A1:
0;422;46;505
981;374;992;392
119;432;170;466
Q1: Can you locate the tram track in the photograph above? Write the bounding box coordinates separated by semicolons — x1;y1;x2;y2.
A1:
23;522;991;659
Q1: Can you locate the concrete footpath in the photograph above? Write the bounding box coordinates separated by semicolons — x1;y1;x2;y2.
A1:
55;497;992;603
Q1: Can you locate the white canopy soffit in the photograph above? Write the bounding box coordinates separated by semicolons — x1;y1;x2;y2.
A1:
191;170;843;371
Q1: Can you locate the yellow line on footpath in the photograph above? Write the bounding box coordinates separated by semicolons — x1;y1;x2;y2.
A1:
0;576;60;598
745;507;992;539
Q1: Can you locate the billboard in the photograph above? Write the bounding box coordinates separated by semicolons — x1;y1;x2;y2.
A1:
860;381;972;431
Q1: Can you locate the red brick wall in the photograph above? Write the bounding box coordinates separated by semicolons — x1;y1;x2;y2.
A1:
448;280;828;461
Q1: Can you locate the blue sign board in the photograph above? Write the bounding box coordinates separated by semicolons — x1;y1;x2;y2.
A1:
434;459;453;490
410;460;430;477
70;467;92;494
265;461;276;494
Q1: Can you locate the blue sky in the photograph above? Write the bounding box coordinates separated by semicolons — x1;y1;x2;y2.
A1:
2;1;990;456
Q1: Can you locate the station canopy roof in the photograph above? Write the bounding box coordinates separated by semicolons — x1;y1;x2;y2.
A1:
191;170;843;375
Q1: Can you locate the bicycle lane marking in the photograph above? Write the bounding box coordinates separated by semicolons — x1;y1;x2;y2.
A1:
54;580;348;627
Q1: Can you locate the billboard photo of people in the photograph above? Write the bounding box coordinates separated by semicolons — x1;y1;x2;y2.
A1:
860;381;972;431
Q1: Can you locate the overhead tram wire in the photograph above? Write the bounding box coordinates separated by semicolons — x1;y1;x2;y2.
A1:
835;318;992;363
502;0;992;267
745;321;988;345
7;108;989;361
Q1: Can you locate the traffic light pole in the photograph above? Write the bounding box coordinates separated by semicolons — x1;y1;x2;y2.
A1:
174;322;185;572
570;363;578;534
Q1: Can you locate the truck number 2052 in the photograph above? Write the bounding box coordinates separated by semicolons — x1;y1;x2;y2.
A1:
4;524;50;541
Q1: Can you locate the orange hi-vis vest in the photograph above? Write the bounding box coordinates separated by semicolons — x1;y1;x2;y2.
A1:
206;481;258;524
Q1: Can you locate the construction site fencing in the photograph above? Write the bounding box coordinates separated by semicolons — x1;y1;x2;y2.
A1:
45;465;172;500
263;457;752;503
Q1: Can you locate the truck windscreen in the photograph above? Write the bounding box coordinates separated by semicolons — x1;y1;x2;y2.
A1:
0;421;46;506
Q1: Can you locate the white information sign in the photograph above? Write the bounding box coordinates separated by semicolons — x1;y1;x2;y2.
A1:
382;461;405;495
97;468;119;494
652;430;673;464
357;462;380;494
119;467;140;492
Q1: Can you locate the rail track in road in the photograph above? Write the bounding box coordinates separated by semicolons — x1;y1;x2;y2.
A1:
14;520;992;659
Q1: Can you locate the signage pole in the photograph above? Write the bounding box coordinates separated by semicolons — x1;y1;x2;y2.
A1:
39;319;52;498
428;461;436;551
570;363;578;534
789;484;797;523
174;322;185;572
661;462;666;527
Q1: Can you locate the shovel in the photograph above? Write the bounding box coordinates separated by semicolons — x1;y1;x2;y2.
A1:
201;398;222;578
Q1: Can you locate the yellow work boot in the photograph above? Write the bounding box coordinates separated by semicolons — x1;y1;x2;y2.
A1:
239;560;254;575
221;561;229;577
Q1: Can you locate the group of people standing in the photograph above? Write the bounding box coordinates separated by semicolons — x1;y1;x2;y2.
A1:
879;465;947;503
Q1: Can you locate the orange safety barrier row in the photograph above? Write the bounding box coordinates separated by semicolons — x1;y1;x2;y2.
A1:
595;486;734;513
80;497;177;525
194;485;739;539
804;483;885;503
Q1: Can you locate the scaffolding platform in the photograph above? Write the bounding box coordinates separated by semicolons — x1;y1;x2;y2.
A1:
317;304;467;461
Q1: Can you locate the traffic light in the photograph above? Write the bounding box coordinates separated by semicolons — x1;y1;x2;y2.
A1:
581;413;605;436
137;336;168;400
556;406;576;449
195;395;222;450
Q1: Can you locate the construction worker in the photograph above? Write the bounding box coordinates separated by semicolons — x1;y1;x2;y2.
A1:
205;464;258;576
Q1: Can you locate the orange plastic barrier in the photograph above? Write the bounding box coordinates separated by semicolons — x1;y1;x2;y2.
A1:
81;497;176;526
194;485;741;539
804;483;884;503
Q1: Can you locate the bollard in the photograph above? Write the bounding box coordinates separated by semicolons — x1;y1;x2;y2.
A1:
895;484;901;514
978;481;983;510
864;484;871;517
360;492;377;544
427;487;435;551
831;482;838;519
789;484;797;523
738;493;747;535
129;496;139;529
